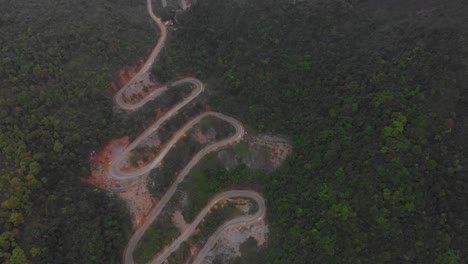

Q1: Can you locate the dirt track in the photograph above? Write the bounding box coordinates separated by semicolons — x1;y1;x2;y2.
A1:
109;0;267;263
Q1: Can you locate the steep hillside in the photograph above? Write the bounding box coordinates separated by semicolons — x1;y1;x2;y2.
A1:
1;0;467;263
154;0;468;263
0;0;155;262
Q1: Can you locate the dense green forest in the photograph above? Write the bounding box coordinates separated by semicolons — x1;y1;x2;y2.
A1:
0;0;158;262
155;0;468;263
1;0;468;263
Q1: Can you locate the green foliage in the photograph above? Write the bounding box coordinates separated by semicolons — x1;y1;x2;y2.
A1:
382;112;407;138
0;0;153;262
317;184;336;206
182;159;264;222
239;237;258;256
446;249;460;264
233;143;248;158
165;241;191;264
6;247;28;264
331;203;355;221
190;202;244;246
154;0;468;262
53;141;64;153
2;0;467;263
134;219;179;264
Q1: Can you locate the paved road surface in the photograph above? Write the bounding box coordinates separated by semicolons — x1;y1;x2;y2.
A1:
109;0;267;263
152;191;266;264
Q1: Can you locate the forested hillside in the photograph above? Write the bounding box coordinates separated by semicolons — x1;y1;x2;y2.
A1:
154;0;468;263
1;0;468;263
0;0;156;263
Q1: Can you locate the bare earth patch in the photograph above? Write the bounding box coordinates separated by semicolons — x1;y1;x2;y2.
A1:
172;210;189;233
218;134;293;172
193;127;208;145
82;137;156;229
249;135;293;170
234;198;252;214
118;175;155;228
110;60;145;96
204;221;269;264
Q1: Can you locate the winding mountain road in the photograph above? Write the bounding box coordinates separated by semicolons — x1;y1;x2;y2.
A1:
152;191;265;264
110;0;267;263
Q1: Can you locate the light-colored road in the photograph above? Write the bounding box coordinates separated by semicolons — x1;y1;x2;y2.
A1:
111;77;205;179
151;191;266;264
121;110;245;264
110;1;267;263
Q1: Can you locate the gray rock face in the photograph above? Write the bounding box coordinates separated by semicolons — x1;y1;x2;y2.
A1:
217;149;239;170
217;135;292;172
243;144;274;172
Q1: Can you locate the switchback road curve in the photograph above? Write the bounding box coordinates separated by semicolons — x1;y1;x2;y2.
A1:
109;0;267;263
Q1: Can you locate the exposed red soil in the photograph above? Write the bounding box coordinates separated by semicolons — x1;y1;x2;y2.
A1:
86;136;130;176
82;136;155;228
155;108;165;119
172;210;189;233
193;127;208;144
109;60;146;96
109;60;165;105
118;176;155;228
